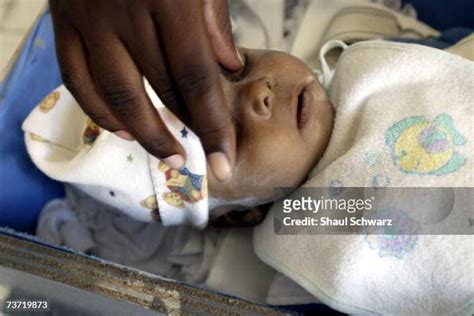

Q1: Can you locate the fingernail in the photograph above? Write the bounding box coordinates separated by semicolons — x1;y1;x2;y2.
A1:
208;152;232;181
235;47;244;67
162;154;185;170
114;130;135;141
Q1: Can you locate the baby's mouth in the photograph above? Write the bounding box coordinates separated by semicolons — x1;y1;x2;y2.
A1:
296;88;306;129
295;79;318;131
296;88;312;130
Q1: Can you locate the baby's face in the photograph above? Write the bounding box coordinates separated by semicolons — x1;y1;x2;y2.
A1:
208;49;334;208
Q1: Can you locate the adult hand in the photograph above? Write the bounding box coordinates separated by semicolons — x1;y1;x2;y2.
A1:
49;0;242;181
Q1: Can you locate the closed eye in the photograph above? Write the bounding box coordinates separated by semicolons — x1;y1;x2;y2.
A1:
225;53;250;82
237;53;251;82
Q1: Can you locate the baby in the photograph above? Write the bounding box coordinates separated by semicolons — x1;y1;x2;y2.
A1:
23;39;474;313
23;48;334;228
207;48;334;211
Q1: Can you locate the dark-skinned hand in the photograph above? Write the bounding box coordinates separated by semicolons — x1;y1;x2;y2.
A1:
49;0;242;181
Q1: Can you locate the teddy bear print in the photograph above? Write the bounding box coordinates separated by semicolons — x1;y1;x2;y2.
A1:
140;195;162;221
162;192;185;209
39;91;60;113
82;117;101;145
158;161;206;208
140;195;158;210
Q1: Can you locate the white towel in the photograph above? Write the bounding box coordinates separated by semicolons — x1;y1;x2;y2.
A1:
254;41;474;315
22;81;209;228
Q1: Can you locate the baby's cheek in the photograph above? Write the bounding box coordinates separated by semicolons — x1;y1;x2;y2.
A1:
238;125;311;191
267;141;312;186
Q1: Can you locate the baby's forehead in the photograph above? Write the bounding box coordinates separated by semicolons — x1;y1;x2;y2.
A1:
256;49;311;68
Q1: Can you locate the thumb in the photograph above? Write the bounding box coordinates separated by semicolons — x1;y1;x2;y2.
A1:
203;0;243;71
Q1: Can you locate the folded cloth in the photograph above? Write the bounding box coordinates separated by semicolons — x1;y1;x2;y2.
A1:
36;198;95;253
254;40;474;315
22;81;208;228
37;186;222;285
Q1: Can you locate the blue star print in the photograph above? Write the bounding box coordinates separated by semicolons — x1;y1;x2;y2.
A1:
180;127;188;138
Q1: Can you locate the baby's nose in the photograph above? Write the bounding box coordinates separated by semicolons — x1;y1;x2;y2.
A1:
246;78;273;119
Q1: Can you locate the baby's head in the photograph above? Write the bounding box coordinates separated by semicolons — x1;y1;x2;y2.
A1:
207;48;334;209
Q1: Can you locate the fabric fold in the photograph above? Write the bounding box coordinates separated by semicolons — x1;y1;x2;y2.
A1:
22;81;209;227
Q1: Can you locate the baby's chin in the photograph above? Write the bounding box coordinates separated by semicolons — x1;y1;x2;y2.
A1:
206;170;275;211
206;164;307;211
207;177;284;211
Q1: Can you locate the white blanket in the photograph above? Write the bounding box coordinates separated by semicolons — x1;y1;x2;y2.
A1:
22;81;208;228
254;41;474;315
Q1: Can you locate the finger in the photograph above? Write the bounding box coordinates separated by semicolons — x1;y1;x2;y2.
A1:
122;10;190;123
203;0;243;71
49;2;126;134
83;33;186;168
156;0;236;181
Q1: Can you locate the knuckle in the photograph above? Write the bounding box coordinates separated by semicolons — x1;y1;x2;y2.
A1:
151;77;176;103
175;66;212;96
142;136;173;156
155;85;178;106
100;81;141;109
195;122;229;139
60;68;86;94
